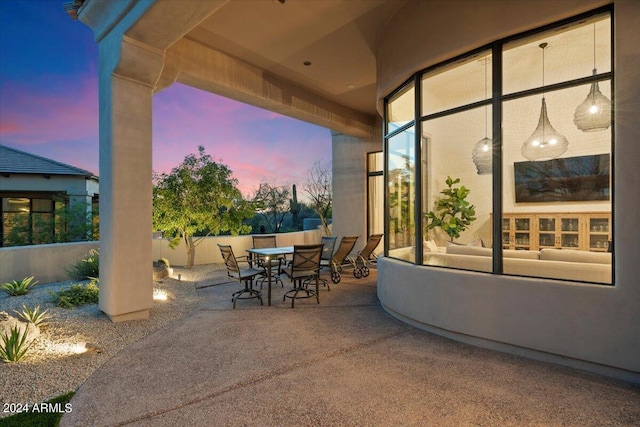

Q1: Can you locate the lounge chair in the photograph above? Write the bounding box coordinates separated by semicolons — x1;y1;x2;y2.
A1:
329;236;359;283
354;234;383;277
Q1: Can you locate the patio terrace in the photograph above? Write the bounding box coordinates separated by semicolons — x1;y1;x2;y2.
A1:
59;267;639;426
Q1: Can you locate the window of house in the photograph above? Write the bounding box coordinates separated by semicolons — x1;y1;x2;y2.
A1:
367;151;384;241
2;198;30;246
421;51;493;271
2;196;61;246
384;8;612;285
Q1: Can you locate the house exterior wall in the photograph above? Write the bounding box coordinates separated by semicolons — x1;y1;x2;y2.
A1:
376;0;640;380
0;174;99;246
0;174;98;196
331;126;382;252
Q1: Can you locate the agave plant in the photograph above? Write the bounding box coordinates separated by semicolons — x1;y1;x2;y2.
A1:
0;326;32;362
65;249;100;280
14;305;51;328
1;276;39;296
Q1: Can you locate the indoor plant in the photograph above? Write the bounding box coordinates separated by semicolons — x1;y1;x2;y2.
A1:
425;176;476;241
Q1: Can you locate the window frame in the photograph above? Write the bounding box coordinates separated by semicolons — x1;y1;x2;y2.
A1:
383;5;614;284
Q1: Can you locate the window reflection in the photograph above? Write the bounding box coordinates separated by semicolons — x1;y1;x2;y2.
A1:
387;128;415;259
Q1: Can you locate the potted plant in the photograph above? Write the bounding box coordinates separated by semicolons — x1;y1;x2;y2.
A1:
425;176;476;241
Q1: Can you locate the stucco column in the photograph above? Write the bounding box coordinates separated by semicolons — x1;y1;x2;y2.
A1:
97;37;157;322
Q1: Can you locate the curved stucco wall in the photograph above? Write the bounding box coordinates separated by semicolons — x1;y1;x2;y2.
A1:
376;0;640;379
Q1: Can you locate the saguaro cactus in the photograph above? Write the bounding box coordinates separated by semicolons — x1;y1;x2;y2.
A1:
290;184;301;230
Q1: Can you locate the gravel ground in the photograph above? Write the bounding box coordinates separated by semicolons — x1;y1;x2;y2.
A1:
0;265;221;417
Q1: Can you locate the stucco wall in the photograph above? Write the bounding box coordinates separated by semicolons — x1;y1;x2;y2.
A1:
376;0;640;379
0;174;98;196
0;230;320;285
331;125;382;252
152;230;321;266
0;241;99;284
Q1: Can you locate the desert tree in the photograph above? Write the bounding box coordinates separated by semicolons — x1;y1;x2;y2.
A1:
251;182;291;233
153;146;253;268
304;160;332;236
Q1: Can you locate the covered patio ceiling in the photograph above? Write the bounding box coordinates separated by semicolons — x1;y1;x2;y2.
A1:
145;0;405;137
184;0;404;116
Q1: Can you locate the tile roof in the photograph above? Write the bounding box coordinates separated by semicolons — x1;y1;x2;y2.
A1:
0;144;97;178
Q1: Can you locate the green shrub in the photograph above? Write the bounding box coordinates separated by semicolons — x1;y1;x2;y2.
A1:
0;325;32;363
65;248;99;280
157;257;170;268
14;305;51;328
49;279;99;308
2;276;39;296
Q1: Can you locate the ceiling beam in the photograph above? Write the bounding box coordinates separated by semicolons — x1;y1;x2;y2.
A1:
157;38;377;139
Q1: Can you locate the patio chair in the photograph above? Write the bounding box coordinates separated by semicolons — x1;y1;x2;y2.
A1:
329;236;359;283
218;244;263;308
354;234;383;277
306;236;337;291
252;235;284;289
282;244;323;308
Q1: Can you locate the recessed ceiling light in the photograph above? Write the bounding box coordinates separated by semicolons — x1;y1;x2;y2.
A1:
347;84;355;89
303;61;312;66
273;0;286;4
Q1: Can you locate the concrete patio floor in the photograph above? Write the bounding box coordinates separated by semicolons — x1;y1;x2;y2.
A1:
62;267;640;426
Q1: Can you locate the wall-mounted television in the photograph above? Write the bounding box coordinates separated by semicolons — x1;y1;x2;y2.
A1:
514;154;610;203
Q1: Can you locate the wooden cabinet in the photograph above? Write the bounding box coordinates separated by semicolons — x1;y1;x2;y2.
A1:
502;215;533;251
502;212;610;252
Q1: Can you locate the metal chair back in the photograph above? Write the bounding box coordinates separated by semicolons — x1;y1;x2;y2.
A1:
289;244;323;280
320;236;337;262
253;235;277;249
218;244;240;276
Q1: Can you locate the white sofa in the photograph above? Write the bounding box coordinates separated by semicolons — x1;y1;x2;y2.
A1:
390;245;612;284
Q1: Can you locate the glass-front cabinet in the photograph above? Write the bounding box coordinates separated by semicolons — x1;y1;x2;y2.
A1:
503;212;610;251
502;215;531;250
588;214;611;251
537;217;556;248
537;215;581;249
560;217;581;249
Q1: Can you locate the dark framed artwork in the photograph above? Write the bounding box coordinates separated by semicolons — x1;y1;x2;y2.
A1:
514;154;610;203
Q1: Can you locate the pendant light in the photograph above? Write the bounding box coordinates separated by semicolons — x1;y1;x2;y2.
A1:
472;57;492;175
574;22;611;132
521;42;569;161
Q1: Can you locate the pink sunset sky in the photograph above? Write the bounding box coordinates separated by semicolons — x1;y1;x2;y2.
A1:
0;1;331;197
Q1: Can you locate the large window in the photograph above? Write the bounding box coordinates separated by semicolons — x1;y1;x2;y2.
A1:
1;197;58;246
367;151;384;240
1;195;99;246
384;8;612;284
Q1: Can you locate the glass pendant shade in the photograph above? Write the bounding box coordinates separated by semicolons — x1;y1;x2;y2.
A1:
574;69;611;132
521;97;569;161
472;137;492;174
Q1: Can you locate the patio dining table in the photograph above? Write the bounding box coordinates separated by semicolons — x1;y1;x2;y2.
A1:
247;246;294;306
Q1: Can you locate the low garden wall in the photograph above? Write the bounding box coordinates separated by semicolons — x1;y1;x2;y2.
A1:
152;230;322;266
0;230;322;285
0;241;99;285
